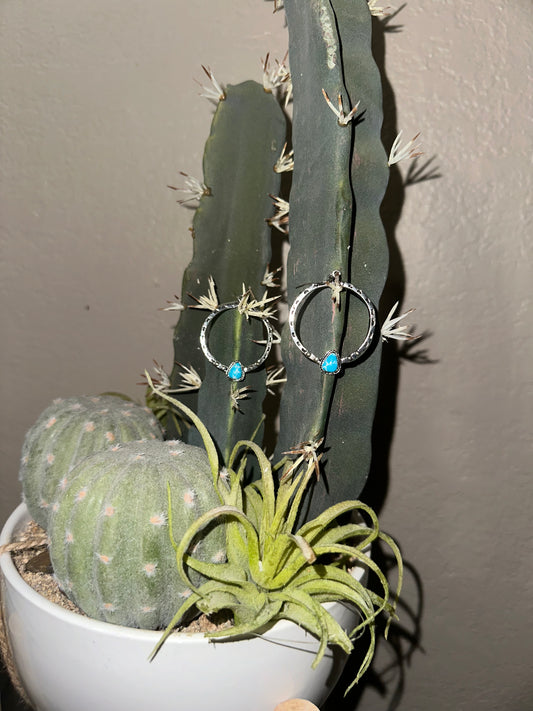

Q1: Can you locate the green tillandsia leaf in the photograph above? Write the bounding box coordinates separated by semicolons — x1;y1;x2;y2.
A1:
345;621;377;692
225;442;270;567
259;533;308;587
224;516;252;574
310;526;404;632
224;503;257;570
297;499;380;542
294;564;373;608
268;461;314;541
145;375;222;500
269;527;370;593
194;584;250;622
289;574;373;643
205;598;283;640
169;81;286;461
174;505;234;592
310;0;390;515
275;0;355;462
293;567;379;688
229;439;275;539
285;461;320;533
376;530;404;636
242;481;263;530
270;465;304;534
222;457;245;509
301;550;390;620
272;587;352;669
184;554;247;586
263;457;313;541
278;596;331;665
284;573;377;687
149;590;201;661
310;521;375;549
174;505;261;589
196;582;252;609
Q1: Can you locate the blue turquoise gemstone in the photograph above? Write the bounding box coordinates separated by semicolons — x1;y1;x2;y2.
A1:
321;352;340;374
227;362;244;381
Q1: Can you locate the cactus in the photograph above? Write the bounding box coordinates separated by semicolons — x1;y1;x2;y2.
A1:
20;395;163;530
164;0;391;517
274;0;390;518
48;438;226;629
168;80;286;463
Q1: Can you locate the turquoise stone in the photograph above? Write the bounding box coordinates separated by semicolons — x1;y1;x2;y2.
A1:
227;362;244;381
321;352;340;374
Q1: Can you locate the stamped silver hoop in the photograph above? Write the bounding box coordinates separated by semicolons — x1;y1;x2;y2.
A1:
200;302;274;382
288;271;377;375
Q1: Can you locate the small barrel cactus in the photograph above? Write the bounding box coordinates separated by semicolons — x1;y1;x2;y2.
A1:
20;395;163;529
48;438;226;630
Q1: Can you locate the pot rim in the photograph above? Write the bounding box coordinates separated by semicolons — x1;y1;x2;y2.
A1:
1;502;367;646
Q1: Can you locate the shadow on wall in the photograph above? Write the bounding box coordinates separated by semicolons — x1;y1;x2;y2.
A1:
323;546;424;711
364;9;440;517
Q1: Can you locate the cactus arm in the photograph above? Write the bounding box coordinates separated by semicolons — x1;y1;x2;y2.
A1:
312;0;390;511
169;81;286;462
275;0;355;454
275;0;389;516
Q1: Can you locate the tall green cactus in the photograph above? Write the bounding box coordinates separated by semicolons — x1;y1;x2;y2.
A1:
275;0;389;518
167;0;389;516
169;81;286;463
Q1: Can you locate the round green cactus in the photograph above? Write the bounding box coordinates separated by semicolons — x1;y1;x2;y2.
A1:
20;395;163;529
48;438;226;630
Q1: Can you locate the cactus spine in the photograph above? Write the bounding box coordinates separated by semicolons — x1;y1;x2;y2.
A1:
49;439;225;629
20;396;163;529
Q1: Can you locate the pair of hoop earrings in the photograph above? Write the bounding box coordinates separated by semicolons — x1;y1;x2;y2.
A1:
199;271;376;381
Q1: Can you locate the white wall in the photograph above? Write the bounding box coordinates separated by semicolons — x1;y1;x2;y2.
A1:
1;2;531;709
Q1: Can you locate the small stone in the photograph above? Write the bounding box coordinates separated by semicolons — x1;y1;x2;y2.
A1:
227;362;244;381
321;352;340;374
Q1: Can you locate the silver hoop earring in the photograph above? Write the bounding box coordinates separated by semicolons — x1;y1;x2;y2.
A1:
200;303;274;382
288;271;376;375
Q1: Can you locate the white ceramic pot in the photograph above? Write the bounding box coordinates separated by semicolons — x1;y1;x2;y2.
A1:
1;504;367;711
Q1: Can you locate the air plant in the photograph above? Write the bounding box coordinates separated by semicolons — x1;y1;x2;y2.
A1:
147;377;403;691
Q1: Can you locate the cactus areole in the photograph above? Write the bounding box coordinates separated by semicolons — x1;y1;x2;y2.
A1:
20;396;163;530
48;439;226;630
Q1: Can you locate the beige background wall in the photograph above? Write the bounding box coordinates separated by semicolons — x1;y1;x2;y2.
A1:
1;1;531;709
